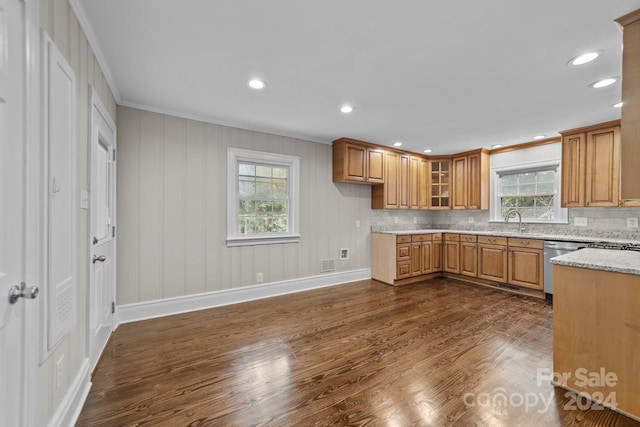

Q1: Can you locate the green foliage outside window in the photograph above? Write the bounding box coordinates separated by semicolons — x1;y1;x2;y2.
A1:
500;170;556;220
238;162;289;234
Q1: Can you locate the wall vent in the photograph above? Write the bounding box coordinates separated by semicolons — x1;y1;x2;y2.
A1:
320;258;335;273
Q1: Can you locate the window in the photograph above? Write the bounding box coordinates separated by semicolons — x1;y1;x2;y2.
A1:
227;148;300;246
490;162;567;223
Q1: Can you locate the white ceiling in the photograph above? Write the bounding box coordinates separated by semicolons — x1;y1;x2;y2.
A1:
78;0;640;154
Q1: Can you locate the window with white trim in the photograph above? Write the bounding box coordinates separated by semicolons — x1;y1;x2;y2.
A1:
227;148;300;246
491;162;568;223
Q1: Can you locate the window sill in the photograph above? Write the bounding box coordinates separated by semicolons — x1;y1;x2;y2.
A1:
488;220;569;225
226;234;301;247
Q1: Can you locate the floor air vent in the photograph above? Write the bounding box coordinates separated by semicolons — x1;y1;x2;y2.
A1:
320;258;335;273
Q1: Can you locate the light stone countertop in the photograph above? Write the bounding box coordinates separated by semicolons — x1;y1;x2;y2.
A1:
550;248;640;276
372;229;640;245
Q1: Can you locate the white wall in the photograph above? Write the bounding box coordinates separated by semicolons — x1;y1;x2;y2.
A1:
38;0;117;424
116;106;372;305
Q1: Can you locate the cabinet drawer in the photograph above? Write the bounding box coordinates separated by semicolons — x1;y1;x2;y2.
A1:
396;244;411;260
396;261;411;279
396;235;412;243
508;237;544;249
460;234;477;243
478;235;508;246
432;233;443;241
412;234;432;242
444;233;460;241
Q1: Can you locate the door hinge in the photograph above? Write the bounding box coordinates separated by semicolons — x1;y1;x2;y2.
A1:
111;301;115;314
113;148;116;162
112;226;116;238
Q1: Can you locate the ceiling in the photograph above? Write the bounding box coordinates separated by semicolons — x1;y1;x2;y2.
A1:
78;0;640;155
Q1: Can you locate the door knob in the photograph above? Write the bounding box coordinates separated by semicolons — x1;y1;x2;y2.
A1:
93;255;106;264
8;282;39;304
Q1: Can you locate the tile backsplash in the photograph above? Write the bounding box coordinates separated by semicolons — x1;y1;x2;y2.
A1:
371;207;640;240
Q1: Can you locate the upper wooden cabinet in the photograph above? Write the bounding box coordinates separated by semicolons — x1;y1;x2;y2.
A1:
560;122;621;207
371;151;411;209
452;150;490;210
429;160;451;209
616;10;640;204
332;138;384;184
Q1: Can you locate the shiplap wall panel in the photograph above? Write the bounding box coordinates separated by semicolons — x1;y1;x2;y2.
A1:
184;120;206;295
117;106;372;305
37;0;118;425
115;108;138;304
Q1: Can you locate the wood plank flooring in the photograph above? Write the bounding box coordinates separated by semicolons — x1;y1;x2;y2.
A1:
76;278;640;426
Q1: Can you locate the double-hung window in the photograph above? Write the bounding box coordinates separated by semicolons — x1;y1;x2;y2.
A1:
491;162;567;223
227;148;300;246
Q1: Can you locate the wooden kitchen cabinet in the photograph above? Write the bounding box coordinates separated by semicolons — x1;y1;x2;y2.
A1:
429;160;451;209
452;150;490;209
371;151;411;209
371;233;440;285
459;234;478;277
443;233;460;274
560;122;621;208
409;156;429;209
431;233;443;272
507;237;544;290
477;236;508;282
332;138;384;184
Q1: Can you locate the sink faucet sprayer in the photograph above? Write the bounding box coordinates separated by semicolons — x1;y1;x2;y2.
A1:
504;209;526;233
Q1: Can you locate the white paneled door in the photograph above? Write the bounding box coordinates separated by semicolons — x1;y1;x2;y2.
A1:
0;0;35;425
88;88;116;372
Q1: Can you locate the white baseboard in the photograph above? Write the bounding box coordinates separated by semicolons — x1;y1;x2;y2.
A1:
117;268;371;325
47;358;91;427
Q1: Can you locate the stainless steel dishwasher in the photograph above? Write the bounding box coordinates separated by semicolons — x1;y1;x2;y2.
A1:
543;241;588;302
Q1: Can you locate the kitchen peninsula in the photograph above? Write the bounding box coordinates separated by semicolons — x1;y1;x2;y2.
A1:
551;249;640;421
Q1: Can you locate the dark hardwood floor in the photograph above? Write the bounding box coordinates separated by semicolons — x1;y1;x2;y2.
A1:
76;278;640;427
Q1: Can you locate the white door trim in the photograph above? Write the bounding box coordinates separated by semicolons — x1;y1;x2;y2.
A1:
87;86;117;372
23;0;43;426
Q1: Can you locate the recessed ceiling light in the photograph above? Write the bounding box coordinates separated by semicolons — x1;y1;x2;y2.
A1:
591;78;617;89
569;52;599;66
490;144;503;149
613;102;624;108
248;79;266;90
340;105;354;113
393;142;403;147
423;149;432;153
533;135;546;140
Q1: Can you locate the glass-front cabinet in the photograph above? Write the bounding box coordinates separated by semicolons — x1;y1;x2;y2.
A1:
429;160;451;209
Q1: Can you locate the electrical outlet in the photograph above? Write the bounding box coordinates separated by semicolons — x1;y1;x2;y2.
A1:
468;217;474;223
393;217;399;224
574;217;588;227
627;217;639;228
256;272;263;283
355;220;360;228
340;248;350;260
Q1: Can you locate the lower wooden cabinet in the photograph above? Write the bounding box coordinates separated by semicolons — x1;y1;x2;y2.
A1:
460;234;477;277
443;234;460;274
477;236;508;282
432;234;443;272
507;238;544;290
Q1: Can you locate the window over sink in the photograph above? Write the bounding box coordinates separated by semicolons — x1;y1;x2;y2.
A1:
490;160;568;224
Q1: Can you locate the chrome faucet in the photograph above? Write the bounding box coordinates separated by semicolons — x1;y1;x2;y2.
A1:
504;209;526;233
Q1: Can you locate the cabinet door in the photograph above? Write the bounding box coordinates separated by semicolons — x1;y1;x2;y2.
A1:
345;143;366;182
409;156;421;209
366;148;385;183
396;261;411;279
419;158;429;209
467;152;488;209
460;242;477;277
429;160;451;209
508;247;544;290
396;243;411;261
421;241;433;274
478;244;508;282
372;151;399;209
452;156;467;209
432;240;442;272
443;241;460;273
561;133;586;207
585;126;620;207
399;154;411;209
410;242;422;276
